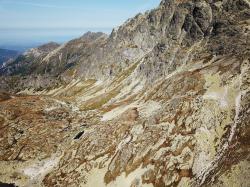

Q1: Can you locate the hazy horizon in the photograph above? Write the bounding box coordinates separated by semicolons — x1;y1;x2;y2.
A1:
0;27;113;51
0;0;161;51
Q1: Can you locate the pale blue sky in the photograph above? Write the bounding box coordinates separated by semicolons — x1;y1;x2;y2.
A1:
0;0;161;29
0;0;161;49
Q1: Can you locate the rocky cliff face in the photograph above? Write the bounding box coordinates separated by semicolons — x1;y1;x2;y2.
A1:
0;0;249;187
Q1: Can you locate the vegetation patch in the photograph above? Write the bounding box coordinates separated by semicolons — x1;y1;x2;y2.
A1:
111;60;140;86
80;87;121;111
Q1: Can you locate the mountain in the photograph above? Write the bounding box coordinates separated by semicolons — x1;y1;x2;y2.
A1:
0;42;59;75
0;34;107;91
0;0;249;187
0;48;19;67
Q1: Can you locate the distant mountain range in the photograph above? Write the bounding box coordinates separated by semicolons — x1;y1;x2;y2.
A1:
0;48;20;66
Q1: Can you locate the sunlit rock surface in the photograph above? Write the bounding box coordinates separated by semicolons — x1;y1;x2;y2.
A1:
0;0;249;186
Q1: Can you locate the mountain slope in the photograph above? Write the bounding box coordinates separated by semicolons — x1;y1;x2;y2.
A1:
0;48;19;67
0;33;107;92
0;0;249;187
0;42;59;76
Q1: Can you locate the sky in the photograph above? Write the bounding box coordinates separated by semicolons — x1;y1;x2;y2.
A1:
0;0;161;50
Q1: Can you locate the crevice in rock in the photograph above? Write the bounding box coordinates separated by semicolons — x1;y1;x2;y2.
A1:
0;182;17;187
74;131;85;140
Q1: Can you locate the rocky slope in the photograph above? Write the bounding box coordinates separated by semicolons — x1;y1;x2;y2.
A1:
0;49;19;67
0;42;59;75
0;0;249;187
0;32;107;92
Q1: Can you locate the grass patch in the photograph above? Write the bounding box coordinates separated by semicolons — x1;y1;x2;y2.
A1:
101;93;138;113
55;79;96;101
80;87;121;111
64;68;76;77
111;60;140;87
79;58;142;111
69;79;96;96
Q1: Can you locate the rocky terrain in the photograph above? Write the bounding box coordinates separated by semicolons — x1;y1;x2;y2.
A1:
0;0;249;186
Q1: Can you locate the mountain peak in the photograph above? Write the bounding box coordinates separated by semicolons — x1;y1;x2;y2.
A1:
37;42;60;51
